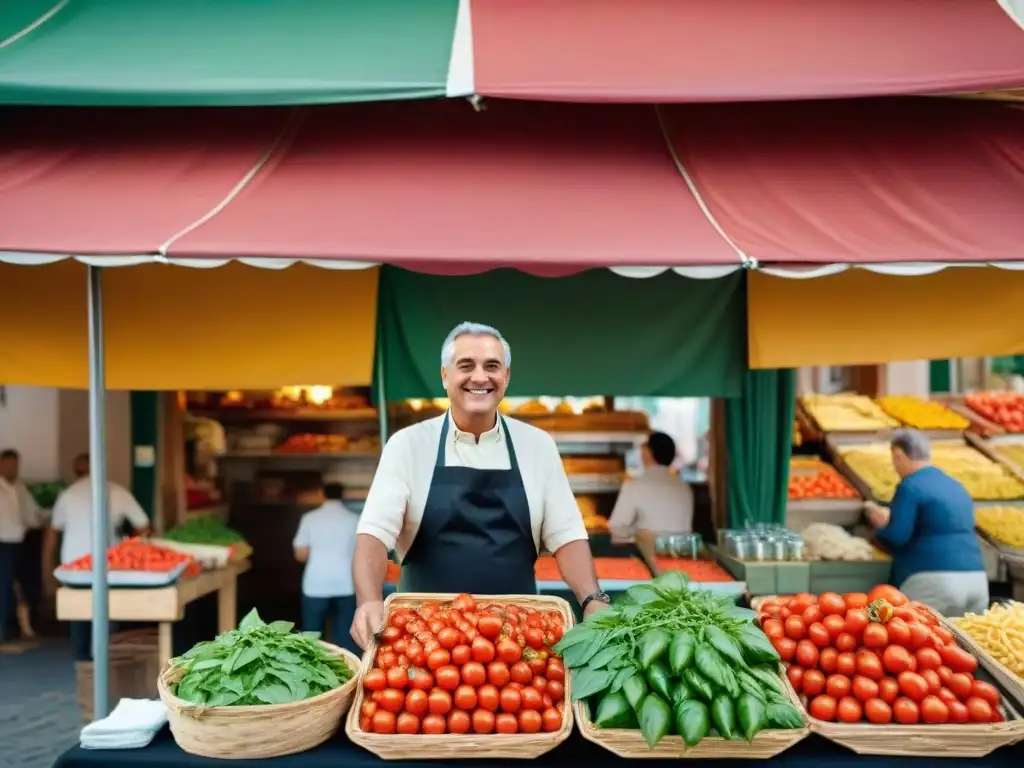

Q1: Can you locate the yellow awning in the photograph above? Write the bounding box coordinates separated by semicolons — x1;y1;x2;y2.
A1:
748;267;1024;369
0;262;378;389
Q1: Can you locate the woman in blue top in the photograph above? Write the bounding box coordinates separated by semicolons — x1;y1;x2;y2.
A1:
865;429;988;617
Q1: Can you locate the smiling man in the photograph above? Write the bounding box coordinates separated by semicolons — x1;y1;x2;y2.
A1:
350;322;608;648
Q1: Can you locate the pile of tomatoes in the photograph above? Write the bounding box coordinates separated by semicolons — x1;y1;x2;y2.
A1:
63;537;197;574
359;594;568;736
758;586;1004;726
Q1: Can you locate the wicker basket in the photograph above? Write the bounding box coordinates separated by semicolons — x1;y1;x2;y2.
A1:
754;596;1024;755
157;642;360;759
76;629;161;723
574;663;809;758
941;614;1024;738
345;592;575;760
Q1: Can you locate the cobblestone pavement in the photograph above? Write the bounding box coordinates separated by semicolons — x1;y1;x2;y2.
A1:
0;640;81;768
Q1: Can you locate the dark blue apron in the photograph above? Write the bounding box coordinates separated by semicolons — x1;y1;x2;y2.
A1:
398;414;538;595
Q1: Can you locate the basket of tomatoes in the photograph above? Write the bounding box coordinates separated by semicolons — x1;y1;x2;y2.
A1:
754;587;1024;757
344;592;574;760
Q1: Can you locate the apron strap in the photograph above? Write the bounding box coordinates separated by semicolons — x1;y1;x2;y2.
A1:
499;416;520;471
435;413;451;467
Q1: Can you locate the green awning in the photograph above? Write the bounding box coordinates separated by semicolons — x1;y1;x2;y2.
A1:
375;267;745;401
0;0;460;106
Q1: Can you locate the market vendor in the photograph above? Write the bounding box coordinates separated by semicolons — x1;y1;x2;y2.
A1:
865;428;988;617
607;432;694;543
43;453;151;660
351;322;610;648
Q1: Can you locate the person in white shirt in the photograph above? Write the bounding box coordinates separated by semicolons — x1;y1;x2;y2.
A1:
293;481;360;654
350;322;609;649
0;449;47;643
0;453;22;649
43;453;150;660
608;432;694;542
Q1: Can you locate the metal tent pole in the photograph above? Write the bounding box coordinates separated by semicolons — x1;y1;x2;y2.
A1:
376;330;389;443
87;265;111;719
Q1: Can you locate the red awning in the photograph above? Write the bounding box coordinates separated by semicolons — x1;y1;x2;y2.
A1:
0;109;288;256
471;0;1024;102
168;101;739;273
661;99;1024;266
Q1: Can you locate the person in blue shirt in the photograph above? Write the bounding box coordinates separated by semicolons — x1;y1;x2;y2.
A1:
865;428;988;617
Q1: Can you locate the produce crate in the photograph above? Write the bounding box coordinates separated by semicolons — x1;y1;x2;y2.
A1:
76;629;161;723
710;547;810;597
345;592;575;760
573;663;808;758
158;642;360;759
808;558;892;595
755;598;1024;757
947;609;1024;715
785;499;865;532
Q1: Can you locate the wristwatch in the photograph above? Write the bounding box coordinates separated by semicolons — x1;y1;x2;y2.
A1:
581;591;611;612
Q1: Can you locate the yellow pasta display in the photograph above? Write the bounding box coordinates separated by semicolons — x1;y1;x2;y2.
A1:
975;505;1024;548
955;602;1024;678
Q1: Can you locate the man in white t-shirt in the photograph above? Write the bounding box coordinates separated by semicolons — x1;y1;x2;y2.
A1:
43;454;150;660
293;481;360;653
0;448;47;645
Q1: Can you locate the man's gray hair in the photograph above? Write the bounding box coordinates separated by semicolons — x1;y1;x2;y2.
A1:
890;428;931;461
441;322;511;368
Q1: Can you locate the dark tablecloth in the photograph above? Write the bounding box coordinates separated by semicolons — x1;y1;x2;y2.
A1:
54;725;1024;768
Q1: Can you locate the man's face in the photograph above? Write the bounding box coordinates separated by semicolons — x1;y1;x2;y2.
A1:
891;446;912;478
0;457;17;482
441;334;510;417
73;457;90;478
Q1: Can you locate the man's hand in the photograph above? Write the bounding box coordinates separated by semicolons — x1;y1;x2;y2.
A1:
351;600;386;650
583;599;611;619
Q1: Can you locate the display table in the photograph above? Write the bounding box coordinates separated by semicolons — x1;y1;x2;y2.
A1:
53;725;1024;768
56;560;251;664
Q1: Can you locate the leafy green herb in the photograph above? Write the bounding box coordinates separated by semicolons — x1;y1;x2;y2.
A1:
644;660;673;700
711;694;737;740
170;609;351;707
638;694;672;748
736;692;768;742
622;673;648;711
668;632;696;675
675;699;710;748
594;691;631;728
638;628;671;668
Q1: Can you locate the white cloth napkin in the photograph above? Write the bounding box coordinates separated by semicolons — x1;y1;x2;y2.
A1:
80;698;167;750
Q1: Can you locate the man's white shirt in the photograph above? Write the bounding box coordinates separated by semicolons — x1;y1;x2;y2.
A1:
51;477;149;564
293;500;360;598
0;479;23;543
357;413;588;561
608;465;694;541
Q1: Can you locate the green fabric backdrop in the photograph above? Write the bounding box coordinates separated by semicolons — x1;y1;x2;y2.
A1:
375;267;745;400
0;0;458;106
725;369;796;527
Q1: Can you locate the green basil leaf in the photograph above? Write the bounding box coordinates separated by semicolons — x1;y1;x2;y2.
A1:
552;623;594;654
623;673;648;711
652;570;689;595
587;645;622;670
571;666;615;701
638;628;672;668
669;632;696;676
610;666;635;693
644;661;673;700
638;694;672;749
253;683;293;705
736;692;768;742
594;691;632;728
562;630;607;669
710;694;737;740
767;701;805;730
239;609;264;633
706;626;747;668
674;699;710;748
624;584;663;606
